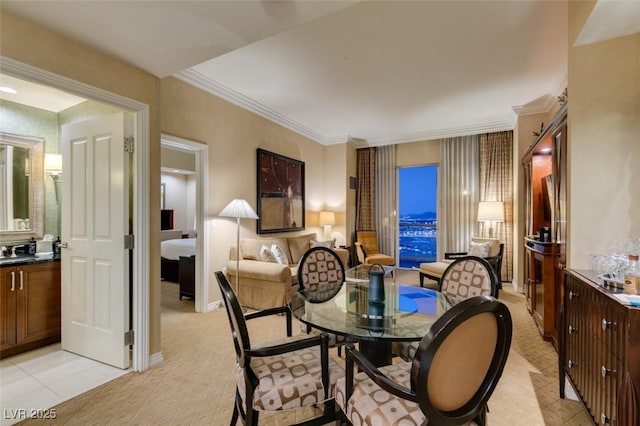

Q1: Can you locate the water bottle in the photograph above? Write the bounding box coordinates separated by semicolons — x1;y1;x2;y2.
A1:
368;264;385;303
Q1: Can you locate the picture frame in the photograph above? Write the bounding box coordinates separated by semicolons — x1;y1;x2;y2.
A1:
257;148;305;234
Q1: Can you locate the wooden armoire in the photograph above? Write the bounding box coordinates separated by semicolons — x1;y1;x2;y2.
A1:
522;103;567;348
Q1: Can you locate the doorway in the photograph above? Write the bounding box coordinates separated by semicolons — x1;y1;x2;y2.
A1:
1;58;150;371
398;165;438;269
161;135;209;313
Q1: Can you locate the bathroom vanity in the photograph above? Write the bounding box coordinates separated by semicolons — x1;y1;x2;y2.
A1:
0;258;61;359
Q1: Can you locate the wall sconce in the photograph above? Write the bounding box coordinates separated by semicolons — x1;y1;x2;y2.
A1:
318;211;335;241
477;201;504;238
44;153;62;203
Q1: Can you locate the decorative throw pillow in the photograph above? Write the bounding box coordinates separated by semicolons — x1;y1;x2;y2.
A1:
259;244;276;263
271;244;290;265
468;241;490;258
310;239;335;249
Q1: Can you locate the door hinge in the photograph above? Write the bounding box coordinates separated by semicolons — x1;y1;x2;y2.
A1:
124;234;135;250
124;330;134;346
124;137;135;153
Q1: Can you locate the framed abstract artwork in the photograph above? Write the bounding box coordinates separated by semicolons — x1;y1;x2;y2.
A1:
256;148;305;234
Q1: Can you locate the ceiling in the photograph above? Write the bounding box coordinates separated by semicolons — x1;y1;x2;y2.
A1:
2;1;638;146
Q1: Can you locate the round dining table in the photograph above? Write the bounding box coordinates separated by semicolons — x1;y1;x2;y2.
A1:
289;278;456;366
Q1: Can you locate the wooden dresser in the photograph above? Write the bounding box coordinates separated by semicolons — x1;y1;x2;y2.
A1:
559;269;640;425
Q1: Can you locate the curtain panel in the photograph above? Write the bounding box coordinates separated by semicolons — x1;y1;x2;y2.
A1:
479;131;514;282
437;135;480;259
355;148;376;232
375;145;397;257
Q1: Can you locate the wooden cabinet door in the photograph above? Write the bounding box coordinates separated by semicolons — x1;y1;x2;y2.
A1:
16;262;61;345
0;267;17;351
552;123;567;340
524;248;534;313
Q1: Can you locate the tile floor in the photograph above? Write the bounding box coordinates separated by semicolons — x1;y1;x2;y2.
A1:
0;345;129;426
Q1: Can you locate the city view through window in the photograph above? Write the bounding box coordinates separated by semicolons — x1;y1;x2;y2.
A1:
398;165;438;268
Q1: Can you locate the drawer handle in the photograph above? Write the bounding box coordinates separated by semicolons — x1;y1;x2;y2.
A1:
601;413;610;424
568;360;576;369
19;270;23;290
568;325;577;334
569;291;578;300
601;366;613;378
10;271;15;291
601;319;616;330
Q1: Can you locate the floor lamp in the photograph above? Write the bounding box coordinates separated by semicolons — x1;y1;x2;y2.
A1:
219;199;259;297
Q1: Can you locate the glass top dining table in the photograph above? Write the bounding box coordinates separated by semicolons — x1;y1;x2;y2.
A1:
289;273;456;366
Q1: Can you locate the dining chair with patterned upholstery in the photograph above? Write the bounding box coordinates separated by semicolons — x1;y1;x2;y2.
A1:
215;271;344;426
296;246;355;355
336;295;512;426
393;256;500;362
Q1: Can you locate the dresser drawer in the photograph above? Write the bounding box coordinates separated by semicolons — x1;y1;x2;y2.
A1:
560;270;639;426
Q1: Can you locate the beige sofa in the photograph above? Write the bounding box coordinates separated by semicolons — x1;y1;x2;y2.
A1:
226;233;349;310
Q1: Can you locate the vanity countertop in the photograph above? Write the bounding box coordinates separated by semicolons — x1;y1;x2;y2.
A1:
0;255;60;267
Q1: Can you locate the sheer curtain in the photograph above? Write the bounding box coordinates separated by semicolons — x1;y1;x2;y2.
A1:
437;135;480;259
355;148;376;232
376;145;397;257
479;131;513;281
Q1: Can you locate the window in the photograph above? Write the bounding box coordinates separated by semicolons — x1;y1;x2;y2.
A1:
398;165;438;268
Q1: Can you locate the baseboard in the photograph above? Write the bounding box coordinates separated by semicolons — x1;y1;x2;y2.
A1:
208;299;224;311
149;351;164;368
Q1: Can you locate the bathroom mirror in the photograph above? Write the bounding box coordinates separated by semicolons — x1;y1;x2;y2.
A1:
0;132;45;242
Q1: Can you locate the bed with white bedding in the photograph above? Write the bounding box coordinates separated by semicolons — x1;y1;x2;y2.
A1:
161;238;196;297
161;237;196;260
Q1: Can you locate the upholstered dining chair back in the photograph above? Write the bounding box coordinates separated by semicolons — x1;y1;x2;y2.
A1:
215;271;343;426
297;246;345;293
413;295;512;424
296;247;353;353
439;256;499;303
339;295;512;426
393;256;499;362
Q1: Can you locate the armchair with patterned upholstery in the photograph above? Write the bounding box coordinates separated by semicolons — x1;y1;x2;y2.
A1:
354;230;395;266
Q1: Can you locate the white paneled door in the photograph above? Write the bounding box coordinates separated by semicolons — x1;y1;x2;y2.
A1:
61;112;131;369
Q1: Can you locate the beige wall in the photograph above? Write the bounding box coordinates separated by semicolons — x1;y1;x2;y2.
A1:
568;2;640;269
160;77;350;301
323;143;350;247
396;139;440;167
1;12;163;355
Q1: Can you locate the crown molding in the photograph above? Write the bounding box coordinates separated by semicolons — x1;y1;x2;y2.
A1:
176;67;527;148
513;72;567;116
364;119;516;147
174;69;330;144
